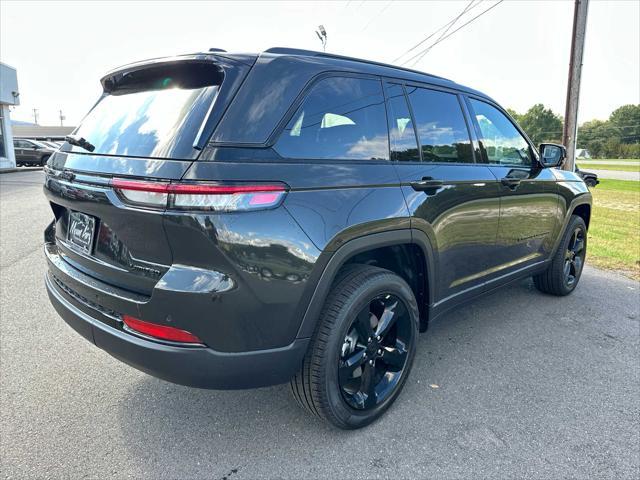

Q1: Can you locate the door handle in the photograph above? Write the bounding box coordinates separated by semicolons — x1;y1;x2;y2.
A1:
501;177;521;190
410;178;444;192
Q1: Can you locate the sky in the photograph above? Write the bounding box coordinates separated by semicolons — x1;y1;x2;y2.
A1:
1;0;638;127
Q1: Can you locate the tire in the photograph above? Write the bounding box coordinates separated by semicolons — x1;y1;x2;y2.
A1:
585;178;596;188
290;264;419;429
533;215;587;296
40;155;50;167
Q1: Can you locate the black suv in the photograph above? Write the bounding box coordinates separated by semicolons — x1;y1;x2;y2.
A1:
44;48;592;429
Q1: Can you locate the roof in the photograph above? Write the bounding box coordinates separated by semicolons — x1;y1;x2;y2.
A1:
106;47;489;100
254;48;489;98
97;47;495;146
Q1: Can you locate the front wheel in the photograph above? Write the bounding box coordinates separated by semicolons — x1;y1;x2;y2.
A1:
290;264;419;429
585;178;597;188
40;155;50;167
534;215;587;296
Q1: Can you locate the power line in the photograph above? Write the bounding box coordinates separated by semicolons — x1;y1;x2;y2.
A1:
418;0;478;58
362;0;394;32
404;0;505;68
392;0;481;64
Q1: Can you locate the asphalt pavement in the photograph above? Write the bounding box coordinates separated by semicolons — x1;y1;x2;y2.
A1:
1;170;639;479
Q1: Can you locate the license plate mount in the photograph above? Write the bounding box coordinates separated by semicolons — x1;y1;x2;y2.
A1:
67;211;96;255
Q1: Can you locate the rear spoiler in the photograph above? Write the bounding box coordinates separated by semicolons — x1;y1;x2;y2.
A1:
98;53;255;152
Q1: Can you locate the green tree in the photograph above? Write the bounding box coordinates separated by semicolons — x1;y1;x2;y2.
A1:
577;119;611;158
506;108;522;124
608;104;640;144
518;104;563;146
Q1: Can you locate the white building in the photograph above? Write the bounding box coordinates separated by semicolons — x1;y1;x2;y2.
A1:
0;63;20;169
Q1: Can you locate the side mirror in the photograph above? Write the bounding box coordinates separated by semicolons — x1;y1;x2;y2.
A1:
539;143;566;168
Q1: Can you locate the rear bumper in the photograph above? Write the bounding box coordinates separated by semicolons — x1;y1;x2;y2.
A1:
45;266;309;390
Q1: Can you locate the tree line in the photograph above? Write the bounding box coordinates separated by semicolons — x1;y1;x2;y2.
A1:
507;104;640;159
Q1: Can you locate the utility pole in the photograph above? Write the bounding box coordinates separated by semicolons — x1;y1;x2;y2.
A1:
32;108;39;125
562;0;589;171
59;109;66;127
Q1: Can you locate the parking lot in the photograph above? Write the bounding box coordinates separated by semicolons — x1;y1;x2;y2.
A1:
1;170;638;479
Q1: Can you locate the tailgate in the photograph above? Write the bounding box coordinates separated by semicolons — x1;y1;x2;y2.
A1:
44;153;193;295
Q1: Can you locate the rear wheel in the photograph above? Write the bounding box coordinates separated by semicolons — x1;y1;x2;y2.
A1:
40;155;50;167
534;215;587;296
290;265;419;429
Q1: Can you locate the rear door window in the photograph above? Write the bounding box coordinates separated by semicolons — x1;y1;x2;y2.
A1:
406;86;474;163
69;62;223;159
385;83;420;161
275;76;389;160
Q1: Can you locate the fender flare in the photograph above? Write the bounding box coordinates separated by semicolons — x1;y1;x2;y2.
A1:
550;194;592;258
295;229;437;339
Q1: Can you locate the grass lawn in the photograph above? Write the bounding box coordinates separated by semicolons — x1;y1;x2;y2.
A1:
587;179;640;279
590;158;640;163
579;163;640;172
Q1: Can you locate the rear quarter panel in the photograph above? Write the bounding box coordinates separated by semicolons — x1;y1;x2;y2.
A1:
182;156;410;350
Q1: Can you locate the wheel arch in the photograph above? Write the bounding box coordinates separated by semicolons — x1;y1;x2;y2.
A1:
572;203;591;230
549;195;593;260
296;230;436;338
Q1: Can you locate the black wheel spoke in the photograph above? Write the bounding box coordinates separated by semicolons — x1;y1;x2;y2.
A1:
339;349;366;384
569;230;577;248
375;300;399;338
361;363;377;409
380;341;408;369
573;238;585;254
563;260;571;278
573;256;583;273
354;309;374;342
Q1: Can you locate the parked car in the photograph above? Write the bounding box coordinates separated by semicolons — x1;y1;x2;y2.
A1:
575;164;599;187
13;138;56;166
43;48;592;429
39;140;62;150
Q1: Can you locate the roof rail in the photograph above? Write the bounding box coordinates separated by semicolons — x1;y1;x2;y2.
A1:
262;47;447;81
209;48;227;53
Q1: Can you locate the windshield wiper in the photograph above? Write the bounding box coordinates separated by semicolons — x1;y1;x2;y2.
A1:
65;134;95;153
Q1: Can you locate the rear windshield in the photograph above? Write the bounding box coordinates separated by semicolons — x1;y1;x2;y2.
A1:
70;62;223;159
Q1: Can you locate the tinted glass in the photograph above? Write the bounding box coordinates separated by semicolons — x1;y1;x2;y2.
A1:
406;86;473;163
385;83;419;161
275;76;388;160
70;63;222;159
470;99;533;166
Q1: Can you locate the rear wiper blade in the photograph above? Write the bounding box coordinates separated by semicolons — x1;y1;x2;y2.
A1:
65;134;95;153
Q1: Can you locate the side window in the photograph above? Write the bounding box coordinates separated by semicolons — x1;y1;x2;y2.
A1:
469;99;533;167
406;86;474;163
275;76;389;160
385;83;419;161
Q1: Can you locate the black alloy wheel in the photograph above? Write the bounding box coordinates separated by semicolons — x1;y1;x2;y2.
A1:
533;214;587;296
564;227;585;288
339;293;413;410
290;264;419;429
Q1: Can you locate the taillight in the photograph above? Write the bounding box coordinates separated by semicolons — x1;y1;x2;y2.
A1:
111;179;287;211
122;315;203;344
